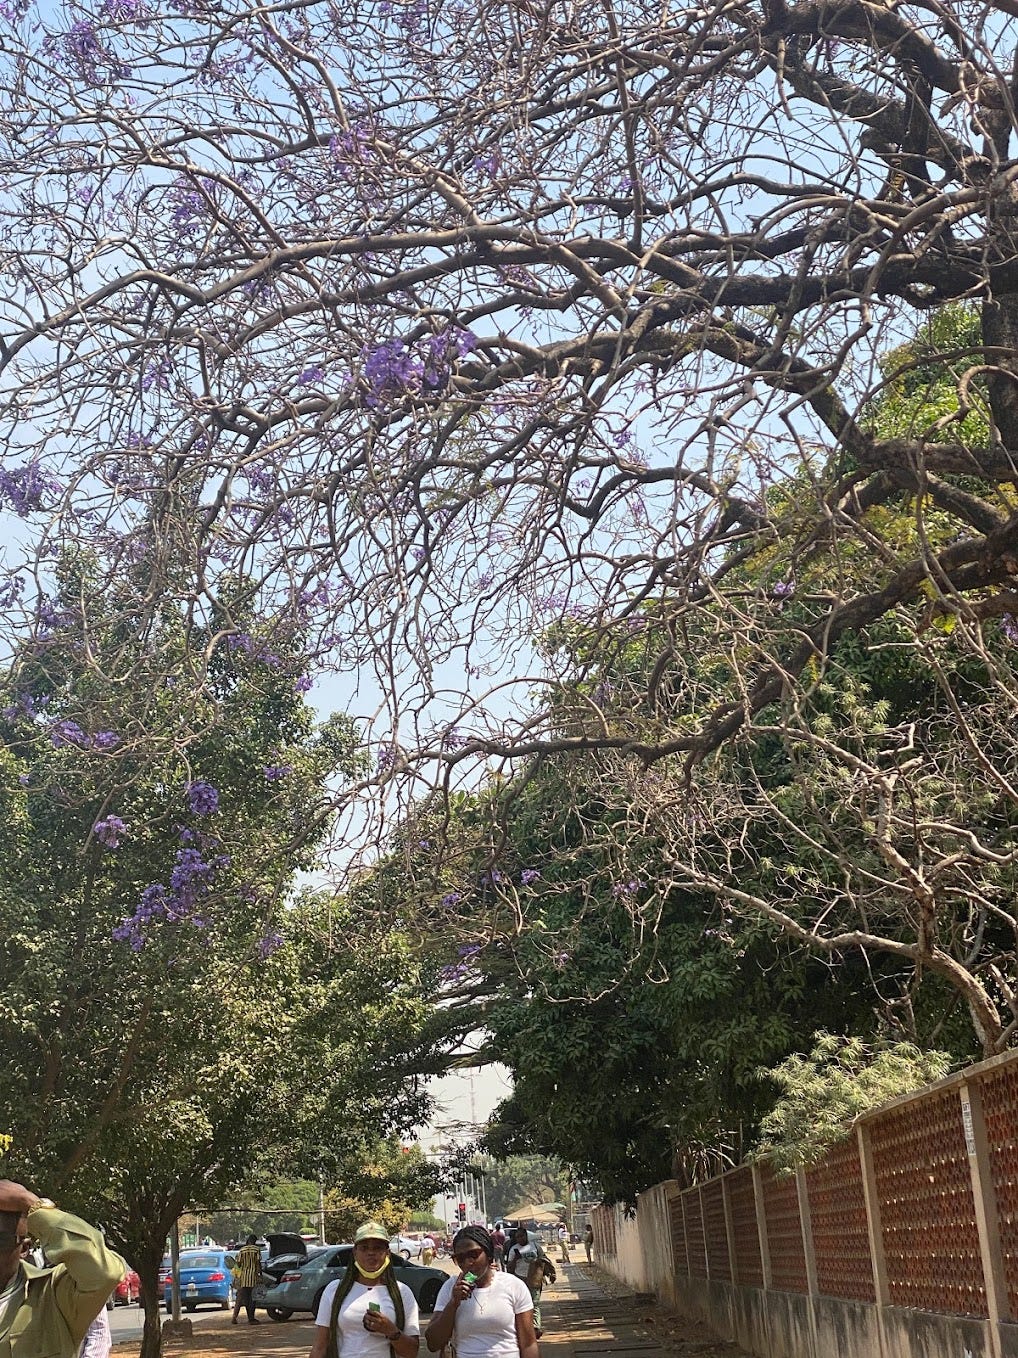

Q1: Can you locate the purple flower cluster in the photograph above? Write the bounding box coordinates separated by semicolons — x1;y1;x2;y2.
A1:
0;573;24;609
257;929;284;960
44;19;130;86
50;720;86;748
0;0;30;24
520;868;541;886
0;461;62;516
187;780;219;815
167;178;211;239
772;579;795;599
141;354;173;392
611;877;645;897
113;843;229;949
329;126;373;179
360;328;476;408
263;764;292;781
224;632;281;666
1002;613;1018;644
439;890;462;908
2;692;40;723
438;942;482;984
102;0;146;18
93;815;128;848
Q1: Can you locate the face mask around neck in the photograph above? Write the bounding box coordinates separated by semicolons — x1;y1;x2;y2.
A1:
357;1256;390;1280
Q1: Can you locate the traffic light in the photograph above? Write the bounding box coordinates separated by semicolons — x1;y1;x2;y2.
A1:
458;1202;466;1221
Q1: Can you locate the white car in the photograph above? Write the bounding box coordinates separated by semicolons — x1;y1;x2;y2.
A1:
389;1235;431;1258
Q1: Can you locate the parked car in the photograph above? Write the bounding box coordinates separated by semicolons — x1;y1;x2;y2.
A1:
105;1267;142;1310
389;1234;425;1259
115;1268;142;1305
252;1246;447;1322
161;1247;237;1312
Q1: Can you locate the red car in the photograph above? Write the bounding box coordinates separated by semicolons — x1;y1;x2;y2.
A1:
113;1268;142;1305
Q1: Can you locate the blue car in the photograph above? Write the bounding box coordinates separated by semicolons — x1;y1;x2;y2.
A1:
161;1248;237;1312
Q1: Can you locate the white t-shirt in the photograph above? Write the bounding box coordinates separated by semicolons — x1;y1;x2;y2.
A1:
314;1279;420;1358
504;1242;539;1279
434;1272;532;1358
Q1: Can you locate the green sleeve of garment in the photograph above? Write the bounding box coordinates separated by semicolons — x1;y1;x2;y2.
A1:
31;1208;127;1342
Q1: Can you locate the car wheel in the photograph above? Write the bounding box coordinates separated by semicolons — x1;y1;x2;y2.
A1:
401;1249;411;1260
165;1301;172;1314
266;1307;294;1322
419;1281;441;1315
185;1303;197;1313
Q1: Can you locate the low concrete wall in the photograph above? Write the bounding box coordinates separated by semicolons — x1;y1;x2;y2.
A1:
598;1196;1009;1358
600;1181;678;1298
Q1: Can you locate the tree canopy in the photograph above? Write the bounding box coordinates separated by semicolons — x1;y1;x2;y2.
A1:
3;0;1018;1226
1;0;1017;839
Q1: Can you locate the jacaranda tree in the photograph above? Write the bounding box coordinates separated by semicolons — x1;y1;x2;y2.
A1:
3;0;1018;1211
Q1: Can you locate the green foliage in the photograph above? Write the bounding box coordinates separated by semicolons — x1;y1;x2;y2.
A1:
323;1140;442;1241
202;1179;322;1244
754;1033;953;1173
476;1156;568;1221
0;568;441;1358
864;304;989;446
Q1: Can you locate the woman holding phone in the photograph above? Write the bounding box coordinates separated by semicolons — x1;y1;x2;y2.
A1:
308;1222;420;1358
425;1226;538;1358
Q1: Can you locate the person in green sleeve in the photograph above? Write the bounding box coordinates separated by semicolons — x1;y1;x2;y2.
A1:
0;1179;125;1358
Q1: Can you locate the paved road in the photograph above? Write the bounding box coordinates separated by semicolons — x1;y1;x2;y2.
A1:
108;1302;231;1344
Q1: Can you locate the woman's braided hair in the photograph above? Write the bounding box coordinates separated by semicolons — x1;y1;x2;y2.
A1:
325;1252;406;1358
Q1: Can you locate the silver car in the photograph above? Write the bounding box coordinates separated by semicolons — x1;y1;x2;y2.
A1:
253;1246;447;1322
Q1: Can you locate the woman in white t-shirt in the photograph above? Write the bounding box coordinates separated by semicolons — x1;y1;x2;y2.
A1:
425;1227;538;1358
309;1222;420;1358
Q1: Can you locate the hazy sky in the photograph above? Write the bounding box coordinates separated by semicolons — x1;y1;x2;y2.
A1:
419;1062;512;1151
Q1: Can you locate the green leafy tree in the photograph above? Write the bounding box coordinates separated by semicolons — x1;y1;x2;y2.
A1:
322;1140;443;1241
0;565;443;1358
753;1034;953;1174
475;1156;568;1222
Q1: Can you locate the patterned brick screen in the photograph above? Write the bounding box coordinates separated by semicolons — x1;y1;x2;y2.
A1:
806;1134;875;1302
869;1091;986;1316
683;1190;707;1279
761;1168;808;1293
670;1191;688;1277
702;1178;731;1281
728;1168;763;1286
977;1062;1018;1320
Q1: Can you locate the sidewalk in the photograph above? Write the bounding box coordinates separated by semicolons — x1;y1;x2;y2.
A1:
113;1261;748;1358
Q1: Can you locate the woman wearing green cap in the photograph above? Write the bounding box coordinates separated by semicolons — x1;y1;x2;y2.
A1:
308;1222;420;1358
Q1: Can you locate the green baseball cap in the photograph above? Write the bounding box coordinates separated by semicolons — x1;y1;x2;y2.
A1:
354;1221;390;1245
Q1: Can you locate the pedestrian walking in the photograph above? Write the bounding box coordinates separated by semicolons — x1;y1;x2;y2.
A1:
0;1179;125;1358
231;1234;263;1325
503;1227;555;1337
583;1225;593;1264
308;1221;420;1358
556;1225;570;1264
425;1226;538;1358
